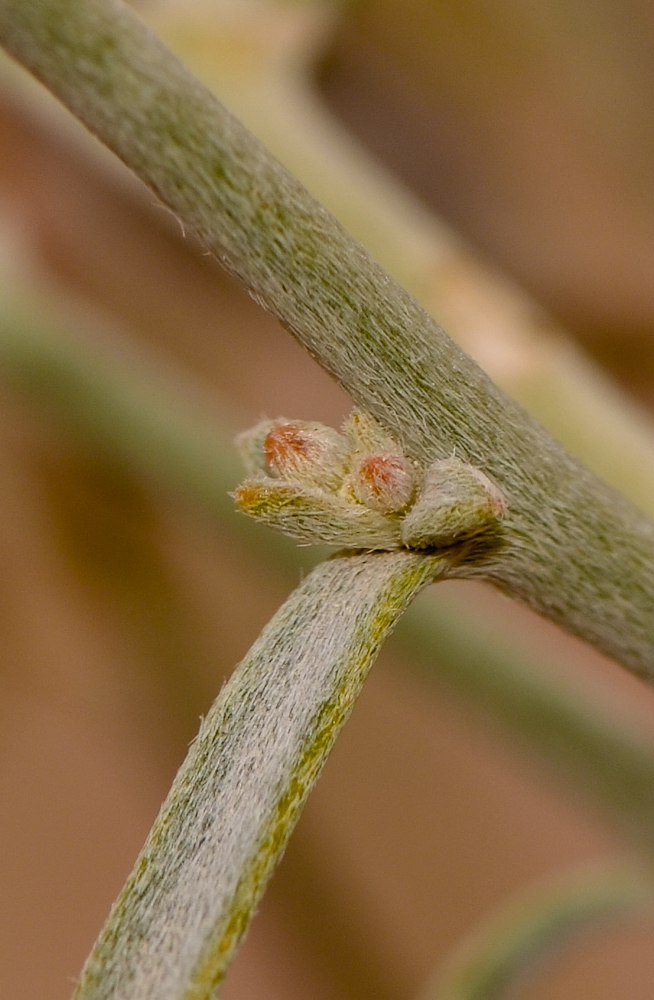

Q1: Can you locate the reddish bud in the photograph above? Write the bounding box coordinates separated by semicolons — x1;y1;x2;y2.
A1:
263;421;346;487
265;423;314;471
352;452;415;513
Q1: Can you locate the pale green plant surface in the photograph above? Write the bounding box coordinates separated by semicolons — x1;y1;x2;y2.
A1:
4;0;654;524
6;0;654;522
5;276;654;998
233;410;506;549
2;296;654;858
146;0;654;519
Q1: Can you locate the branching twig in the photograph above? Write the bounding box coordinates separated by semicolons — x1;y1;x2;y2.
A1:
6;293;654;1000
2;0;654;677
4;3;654;996
6;299;654;853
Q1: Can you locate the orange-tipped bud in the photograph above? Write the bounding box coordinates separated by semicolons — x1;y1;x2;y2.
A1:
263;421;346;487
264;423;314;472
351;452;416;513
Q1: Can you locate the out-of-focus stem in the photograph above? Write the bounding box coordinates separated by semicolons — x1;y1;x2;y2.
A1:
421;863;654;1000
398;592;654;856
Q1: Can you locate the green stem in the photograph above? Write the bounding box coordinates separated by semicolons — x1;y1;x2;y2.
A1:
2;0;654;678
7;293;654;993
423;864;654;1000
146;2;654;522
72;550;443;1000
5;304;654;857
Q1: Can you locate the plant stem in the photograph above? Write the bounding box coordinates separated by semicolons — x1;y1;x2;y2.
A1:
72;549;443;1000
1;0;654;678
146;2;654;523
422;863;654;1000
6;299;654;857
7;292;654;990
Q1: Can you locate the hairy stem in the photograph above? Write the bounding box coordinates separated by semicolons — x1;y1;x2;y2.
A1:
5;302;654;856
422;864;654;1000
72;550;443;1000
5;288;654;994
146;1;654;522
1;0;654;677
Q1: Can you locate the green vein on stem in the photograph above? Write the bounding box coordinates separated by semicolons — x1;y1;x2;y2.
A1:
421;863;654;1000
72;550;443;1000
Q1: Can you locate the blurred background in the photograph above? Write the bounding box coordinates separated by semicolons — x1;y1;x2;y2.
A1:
3;1;654;997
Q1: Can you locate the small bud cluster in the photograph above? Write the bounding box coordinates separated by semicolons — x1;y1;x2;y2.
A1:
233;411;506;551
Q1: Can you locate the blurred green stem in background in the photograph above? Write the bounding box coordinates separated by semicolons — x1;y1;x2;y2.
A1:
421;863;654;1000
4;0;654;994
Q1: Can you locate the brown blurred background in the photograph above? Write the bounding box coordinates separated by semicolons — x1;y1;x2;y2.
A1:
3;1;654;998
